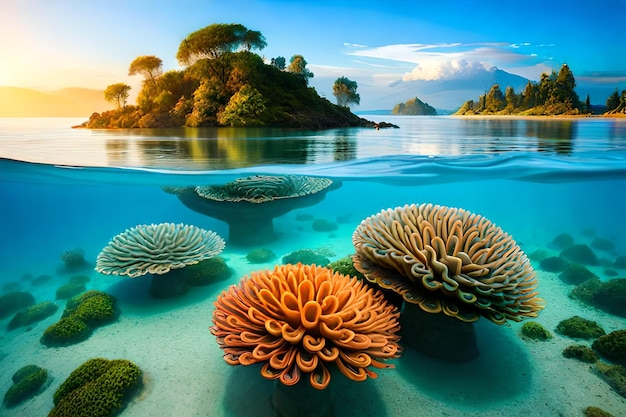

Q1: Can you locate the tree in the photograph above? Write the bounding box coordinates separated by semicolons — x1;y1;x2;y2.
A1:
176;23;267;66
522;81;537;110
128;55;163;89
332;76;360;108
104;83;131;110
484;84;505;113
504;86;517;113
287;55;314;85
585;95;591;114
218;84;267;126
607;89;621;111
270;56;286;70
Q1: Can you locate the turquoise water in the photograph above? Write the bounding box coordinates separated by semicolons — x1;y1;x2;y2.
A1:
1;116;626;416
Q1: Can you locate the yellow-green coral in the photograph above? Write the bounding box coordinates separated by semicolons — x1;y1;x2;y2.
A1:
3;365;48;407
520;321;553;341
8;301;59;330
555;316;606;340
50;358;142;417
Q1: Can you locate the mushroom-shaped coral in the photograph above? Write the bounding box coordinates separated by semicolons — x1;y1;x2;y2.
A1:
163;175;340;246
210;263;401;391
352;203;545;361
95;223;225;298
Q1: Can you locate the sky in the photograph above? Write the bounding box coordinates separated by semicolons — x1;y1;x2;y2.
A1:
1;0;625;110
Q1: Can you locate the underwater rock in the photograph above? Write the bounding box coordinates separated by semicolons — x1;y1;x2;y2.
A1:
245;247;277;264
520;321;553;341
549;233;575;249
555;316;605;339
584;406;616;417
2;281;21;293
562;344;599;363
282;249;330;266
539;256;569;272
183;257;232;286
592;330;626;366
0;291;36;319
31;274;52;286
55;282;87;300
613;255;626;269
312;218;339;232
570;278;626;318
49;358;142;417
561;244;599;266
8;301;59;331
593;361;626;399
3;364;49;407
559;263;597;285
591;237;615;252
528;249;551;262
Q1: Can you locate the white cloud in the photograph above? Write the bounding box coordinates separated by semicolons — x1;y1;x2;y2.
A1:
402;59;488;81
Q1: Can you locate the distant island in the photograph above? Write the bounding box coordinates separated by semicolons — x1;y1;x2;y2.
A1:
79;23;394;130
392;97;437;115
454;64;626;117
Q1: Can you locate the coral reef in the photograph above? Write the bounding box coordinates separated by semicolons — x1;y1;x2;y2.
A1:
183;257;232;286
312;219;338;232
210;263;401;390
41;291;118;347
520;321;553;341
539;256;569;272
56;282;87;300
570;278;626;318
555;316;605;339
560;244;599;266
7;301;59;331
559;264;597;285
49;358;142;417
3;364;49;407
246;247;277;264
60;248;89;272
592;330;626;366
562;345;599;363
0;291;35;319
282;249;330;267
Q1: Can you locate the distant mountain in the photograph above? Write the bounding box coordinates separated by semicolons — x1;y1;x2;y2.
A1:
392;97;437;115
0;86;111;117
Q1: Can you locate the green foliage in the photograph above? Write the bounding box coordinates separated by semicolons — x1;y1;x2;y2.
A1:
3;365;48;407
282;249;330;267
183;257;232;286
456;64;581;116
218;84;267;126
392;97;436;115
326;255;366;280
592;330;626;365
245;248;276;264
50;358;142;417
8;301;59;330
287;54;314;85
333;76;360;108
0;291;35;319
562;344;599;363
104;83;131;110
520;321;553;341
555;316;605;339
270;56;286;70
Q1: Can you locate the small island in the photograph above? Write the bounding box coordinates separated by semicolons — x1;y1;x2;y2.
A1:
79;23;396;130
392;97;437;115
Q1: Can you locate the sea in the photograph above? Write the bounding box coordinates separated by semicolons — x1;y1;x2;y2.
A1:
1;115;626;417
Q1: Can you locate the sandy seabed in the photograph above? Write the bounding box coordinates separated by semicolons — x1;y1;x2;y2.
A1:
1;223;626;417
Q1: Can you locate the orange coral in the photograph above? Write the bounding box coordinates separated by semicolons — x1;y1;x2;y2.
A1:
210;263;401;390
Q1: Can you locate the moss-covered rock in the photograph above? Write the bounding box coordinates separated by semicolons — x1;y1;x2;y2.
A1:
56;282;87;300
592;330;626;366
562;344;599;363
539;256;569;272
183;257;232;286
49;358;142;417
245;247;276;264
520;321;553;341
41;316;91;347
570;278;626;318
311;218;338;232
31;274;52;286
8;301;59;331
549;233;575;249
594;361;626;399
3;365;49;407
282;249;330;267
591;237;615;252
584;406;615;417
559;264;597;285
0;291;36;319
555;316;606;339
561;244;599;266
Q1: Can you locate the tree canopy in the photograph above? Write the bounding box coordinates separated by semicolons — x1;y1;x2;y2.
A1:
103;83;131;110
129;55;163;88
332;77;360;108
287;55;314;85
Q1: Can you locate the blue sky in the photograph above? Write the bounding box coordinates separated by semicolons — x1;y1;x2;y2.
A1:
1;0;624;109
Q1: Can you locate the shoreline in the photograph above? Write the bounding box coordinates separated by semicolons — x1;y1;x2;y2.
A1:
451;113;626;120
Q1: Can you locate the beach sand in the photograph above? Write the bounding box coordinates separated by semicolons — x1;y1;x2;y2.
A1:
1;219;626;417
